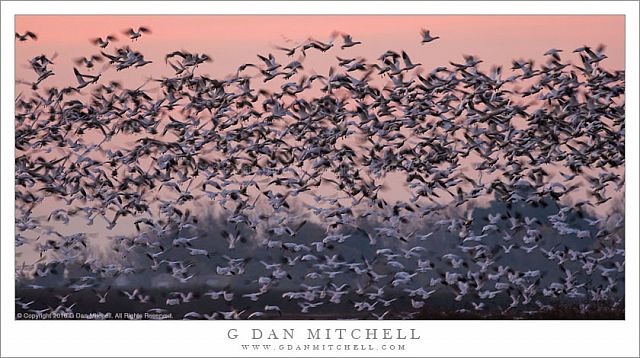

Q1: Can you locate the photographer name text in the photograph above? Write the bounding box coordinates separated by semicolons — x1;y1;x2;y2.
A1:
228;328;421;340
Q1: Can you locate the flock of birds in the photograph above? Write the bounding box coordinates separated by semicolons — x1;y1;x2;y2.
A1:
14;26;625;319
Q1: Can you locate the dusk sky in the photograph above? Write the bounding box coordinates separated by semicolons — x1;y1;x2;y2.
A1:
15;16;625;255
16;15;624;88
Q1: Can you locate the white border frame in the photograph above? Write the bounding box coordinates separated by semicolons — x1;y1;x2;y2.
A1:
1;2;638;357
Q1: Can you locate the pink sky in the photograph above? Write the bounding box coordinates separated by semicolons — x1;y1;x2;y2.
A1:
14;15;625;263
15;15;625;209
15;15;624;89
